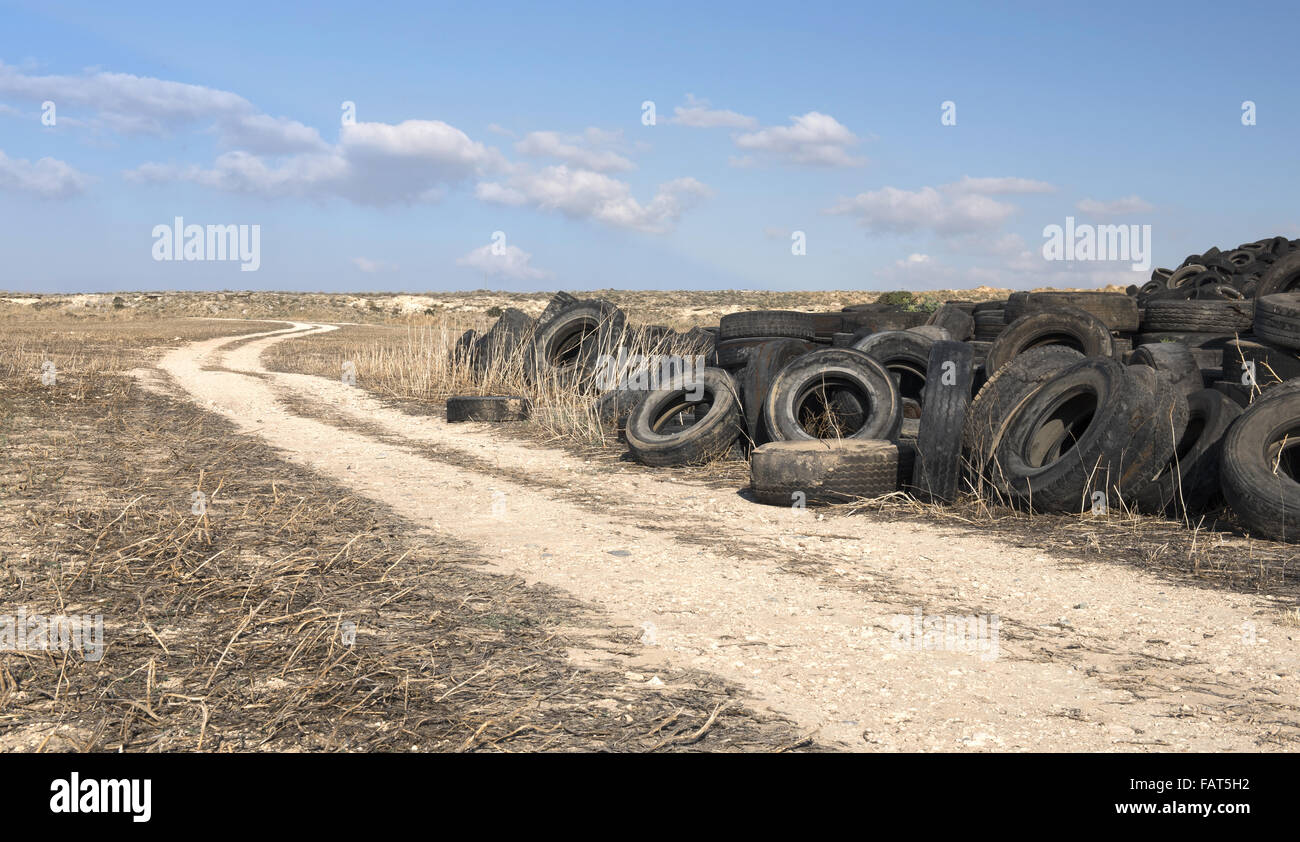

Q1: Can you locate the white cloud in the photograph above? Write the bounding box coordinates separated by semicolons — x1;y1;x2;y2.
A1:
1076;195;1153;216
828;185;1016;234
352;257;398;273
127;120;503;205
515;129;634;173
0;149;93;198
948;176;1056;195
476;165;710;233
456;243;551;280
732;112;865;168
669;94;758;129
0;61;326;154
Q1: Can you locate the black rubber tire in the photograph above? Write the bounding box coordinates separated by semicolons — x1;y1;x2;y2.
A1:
763;348;902;442
1121;364;1190;507
984;306;1115;377
594;388;648;433
851;330;938;413
964;346;1086;490
1129;342;1203;398
911;341;975;503
536;291;579;327
1222;338;1300;389
1142;299;1254;332
972;308;1007;341
991;357;1159;512
1254;250;1300;299
453;329;479;365
526;300;625;384
1220;388;1300;542
1252;293;1300;350
905;325;952;341
1132;389;1240;516
624;367;742;466
714;336;816;370
809;312;846;340
737;339;814;447
839;309;931;333
473;307;535;373
1023;291;1141;332
447;395;531;422
925;304;974;341
720;310;815;341
1003;292;1030;323
750;440;906;506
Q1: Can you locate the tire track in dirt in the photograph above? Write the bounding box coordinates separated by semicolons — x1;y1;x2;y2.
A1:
147;322;1300;751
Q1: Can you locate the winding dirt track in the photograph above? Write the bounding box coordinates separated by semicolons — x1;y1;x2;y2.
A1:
140;321;1300;751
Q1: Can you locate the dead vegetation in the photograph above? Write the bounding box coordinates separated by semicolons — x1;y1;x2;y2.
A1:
0;322;812;752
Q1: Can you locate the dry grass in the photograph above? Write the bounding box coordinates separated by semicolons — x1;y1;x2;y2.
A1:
0;321;812;752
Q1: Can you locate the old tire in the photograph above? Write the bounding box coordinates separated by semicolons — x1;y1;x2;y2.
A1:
991;358;1162;512
1132;389;1241;516
1254;250;1300;299
720;310;816;341
763;348;903;442
1142;299;1254;333
1024;291;1141;332
1252;293;1300;350
447;395;531;422
1129;342;1203;398
984;307;1115;377
527;300;625;384
750;440;908;506
625;367;742;466
1220;388;1300;542
911;341;975;503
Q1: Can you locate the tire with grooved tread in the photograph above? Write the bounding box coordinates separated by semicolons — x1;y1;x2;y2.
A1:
911;341;975;503
1253;293;1300;350
1220;388;1300;542
720;310;816;341
751;440;908;505
984;307;1114;378
763;348;902;442
1023;291;1141;332
1132;388;1240;515
624;367;742;466
1129;342;1203;398
1142;299;1254;332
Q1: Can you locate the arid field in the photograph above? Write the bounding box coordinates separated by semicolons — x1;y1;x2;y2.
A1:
2;289;1298;752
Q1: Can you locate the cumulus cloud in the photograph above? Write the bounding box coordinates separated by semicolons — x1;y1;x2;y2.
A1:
0;149;93;198
514;128;634;173
127;120;504;205
476;165;711;233
1075;195;1153;217
827;176;1058;236
828;185;1016;234
732;112;864;168
456;243;551;280
0;61;327;154
669;94;758;129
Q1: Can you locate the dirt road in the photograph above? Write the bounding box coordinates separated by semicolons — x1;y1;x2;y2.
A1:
140;322;1300;751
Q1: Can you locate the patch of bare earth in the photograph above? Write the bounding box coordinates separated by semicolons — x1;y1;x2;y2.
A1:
147;323;1300;751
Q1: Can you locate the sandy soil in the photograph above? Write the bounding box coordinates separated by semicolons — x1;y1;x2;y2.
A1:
138;321;1300;751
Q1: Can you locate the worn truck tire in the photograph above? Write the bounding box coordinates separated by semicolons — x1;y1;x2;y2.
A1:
714;336;815;370
964;346;1086;488
447;395;531;422
737;339;814;447
984;307;1115;377
1254;250;1300;299
991;357;1158;512
763;348;902;442
1252;293;1300;350
527;300;625;384
624;367;742;466
720;310;816;341
1142;299;1254;332
1220;388;1300;542
1132;388;1241;516
851;330;939;416
911;341;975;503
1129;342;1203;398
925;304;974;341
1024;291;1141;332
750;440;907;506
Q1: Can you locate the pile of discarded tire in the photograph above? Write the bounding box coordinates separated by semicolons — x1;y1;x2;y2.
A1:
454;235;1300;543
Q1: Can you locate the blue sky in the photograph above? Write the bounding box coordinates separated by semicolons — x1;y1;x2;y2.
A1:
1;0;1296;293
